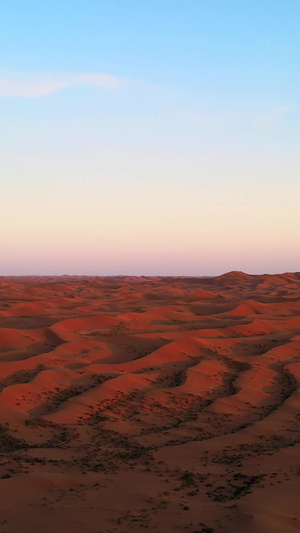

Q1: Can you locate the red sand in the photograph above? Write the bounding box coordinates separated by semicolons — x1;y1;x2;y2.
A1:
0;272;300;532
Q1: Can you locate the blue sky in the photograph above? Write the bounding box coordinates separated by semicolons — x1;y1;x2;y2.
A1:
1;1;299;275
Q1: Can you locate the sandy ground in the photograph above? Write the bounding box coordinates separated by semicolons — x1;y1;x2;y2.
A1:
0;272;300;532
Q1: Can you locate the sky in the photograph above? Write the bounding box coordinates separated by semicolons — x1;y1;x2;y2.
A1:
1;0;299;275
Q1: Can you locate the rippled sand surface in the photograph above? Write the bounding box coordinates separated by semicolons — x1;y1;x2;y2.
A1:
0;272;300;532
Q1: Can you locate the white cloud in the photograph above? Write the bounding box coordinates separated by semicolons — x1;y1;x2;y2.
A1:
0;72;123;97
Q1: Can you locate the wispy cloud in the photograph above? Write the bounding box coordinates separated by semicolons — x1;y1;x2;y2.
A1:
0;72;123;97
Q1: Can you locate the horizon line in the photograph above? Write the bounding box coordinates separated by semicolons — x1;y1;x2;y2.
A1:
1;270;299;279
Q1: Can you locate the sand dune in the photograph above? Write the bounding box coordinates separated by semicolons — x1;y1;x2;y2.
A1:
0;273;299;532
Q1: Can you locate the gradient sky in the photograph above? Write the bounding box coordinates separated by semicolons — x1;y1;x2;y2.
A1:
1;0;299;275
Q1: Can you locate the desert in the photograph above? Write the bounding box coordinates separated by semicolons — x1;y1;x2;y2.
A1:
0;272;299;532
